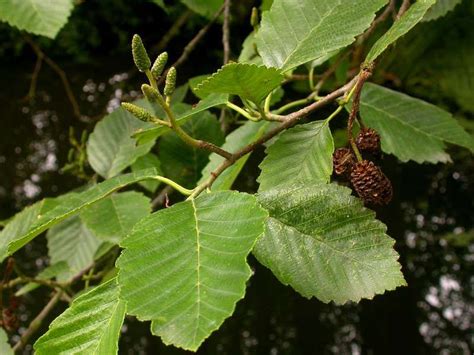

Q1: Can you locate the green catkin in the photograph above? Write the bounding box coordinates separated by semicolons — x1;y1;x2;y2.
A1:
141;84;163;105
164;67;177;96
67;148;75;162
121;102;154;122
250;7;259;28
131;34;151;72
151;52;168;78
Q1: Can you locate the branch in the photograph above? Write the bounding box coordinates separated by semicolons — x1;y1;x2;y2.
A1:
158;5;225;85
397;0;411;19
152;10;193;54
12;291;63;352
23;36;83;121
222;0;231;64
190;75;360;198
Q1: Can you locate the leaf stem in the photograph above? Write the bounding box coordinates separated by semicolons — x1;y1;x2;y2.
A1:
152;176;194;196
226;102;260;121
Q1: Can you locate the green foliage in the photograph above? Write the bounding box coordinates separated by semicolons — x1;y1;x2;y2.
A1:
358;83;474;163
0;169;159;261
87;100;155;178
195;63;284;104
16;262;70;296
254;183;406;304
0;329;13;355
256;0;387;71
181;0;224;17
34;279;126;354
131;153;163;192
258;121;334;191
365;0;436;63
0;0;74;38
117;191;267;351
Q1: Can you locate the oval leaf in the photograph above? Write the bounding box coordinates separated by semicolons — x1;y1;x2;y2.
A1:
258;120;334;191
254;183;406;304
117;191;267;351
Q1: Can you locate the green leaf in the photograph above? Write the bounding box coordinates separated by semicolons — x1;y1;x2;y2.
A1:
199;121;272;191
358;83;474;163
256;0;387;71
131;153;163;193
47;216;102;281
238;32;263;65
0;0;74;38
34;278;126;355
422;0;462;21
181;0;224;18
0;328;13;355
254;183;406;304
87;99;155;178
365;0;436;63
159;112;224;188
16;262;70;296
195;63;284;104
132;95;228;145
117;191;267;351
189;75;212;99
258;121;334;191
80;191;151;243
0;169;159;261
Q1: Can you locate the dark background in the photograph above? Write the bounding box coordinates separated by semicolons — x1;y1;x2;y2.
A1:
0;0;472;353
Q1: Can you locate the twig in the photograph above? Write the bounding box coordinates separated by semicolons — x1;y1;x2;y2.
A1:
158;5;225;85
359;0;396;43
12;291;63;352
222;0;231;64
23;55;43;102
314;51;350;94
397;0;411;19
190;75;360;198
23;36;83;121
152;10;193;54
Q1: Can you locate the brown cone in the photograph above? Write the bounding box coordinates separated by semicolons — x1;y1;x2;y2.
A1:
350;160;393;205
356;128;380;154
333;148;355;175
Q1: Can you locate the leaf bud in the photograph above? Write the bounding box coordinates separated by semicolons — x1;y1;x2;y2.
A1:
151;52;168;78
67;148;75;162
250;7;259;28
131;34;151;72
121;102;154;123
164;67;177;96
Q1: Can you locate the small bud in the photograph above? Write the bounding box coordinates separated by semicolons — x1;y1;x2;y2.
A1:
141;84;164;105
250;7;259;28
80;130;87;144
122;102;155;123
131;34;151;72
164;67;177;96
151;52;168;78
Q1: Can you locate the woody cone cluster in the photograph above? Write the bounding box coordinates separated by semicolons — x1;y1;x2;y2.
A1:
333;127;392;205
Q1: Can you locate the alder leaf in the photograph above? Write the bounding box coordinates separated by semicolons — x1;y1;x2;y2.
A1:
87;99;155;178
0;328;13;355
254;183;406;304
80;191;151;243
117;191;267;351
358;83;474;163
47;216;103;281
194;63;284;104
0;169;159;261
365;0;436;63
422;0;462;21
256;0;388;71
132;95;228;145
258;121;334;191
159;112;224;188
15;262;70;296
34;279;126;355
199;121;272;191
0;0;74;38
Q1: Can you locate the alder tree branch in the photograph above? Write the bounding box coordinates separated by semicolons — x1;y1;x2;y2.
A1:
158;5;225;85
152;10;193;54
222;0;231;64
23;36;83;121
189;75;360;198
397;0;411;19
